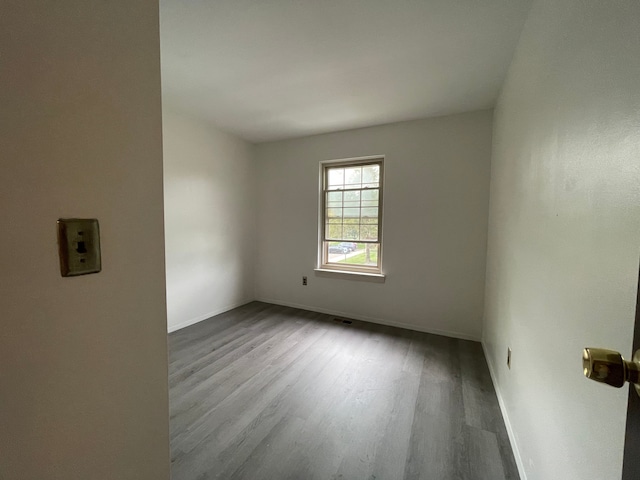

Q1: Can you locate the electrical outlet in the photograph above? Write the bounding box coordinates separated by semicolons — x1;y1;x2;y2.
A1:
302;276;307;286
507;347;512;369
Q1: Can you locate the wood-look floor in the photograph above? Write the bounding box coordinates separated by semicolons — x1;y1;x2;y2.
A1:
169;302;519;480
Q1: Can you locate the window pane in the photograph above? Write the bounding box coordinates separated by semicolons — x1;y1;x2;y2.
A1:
361;189;378;201
343;224;359;240
327;191;342;207
327;168;344;189
361;207;378;219
326;207;342;221
362;165;380;187
343;190;360;208
344;167;362;186
326;241;349;259
332;243;379;267
343;207;359;219
361;189;378;207
361;225;378;241
326;224;343;240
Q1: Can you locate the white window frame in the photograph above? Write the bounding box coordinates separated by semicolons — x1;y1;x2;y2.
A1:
317;155;384;276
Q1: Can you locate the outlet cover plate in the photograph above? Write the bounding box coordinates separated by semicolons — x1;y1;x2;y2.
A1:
57;218;101;277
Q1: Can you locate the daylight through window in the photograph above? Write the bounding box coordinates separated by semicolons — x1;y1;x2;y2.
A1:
320;157;383;274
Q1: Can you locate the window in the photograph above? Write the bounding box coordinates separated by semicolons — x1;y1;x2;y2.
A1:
319;157;383;274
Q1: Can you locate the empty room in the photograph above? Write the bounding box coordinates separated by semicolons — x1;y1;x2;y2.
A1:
2;1;639;480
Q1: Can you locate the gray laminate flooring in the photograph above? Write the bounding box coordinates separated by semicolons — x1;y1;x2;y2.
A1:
169;302;519;480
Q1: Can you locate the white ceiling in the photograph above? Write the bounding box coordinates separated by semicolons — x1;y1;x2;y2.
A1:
160;0;532;143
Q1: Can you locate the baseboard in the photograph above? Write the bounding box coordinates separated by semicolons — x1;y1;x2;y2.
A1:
255;297;481;342
481;341;527;480
167;299;253;333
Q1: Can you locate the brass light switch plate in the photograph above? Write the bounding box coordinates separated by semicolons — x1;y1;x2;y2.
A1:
57;218;101;276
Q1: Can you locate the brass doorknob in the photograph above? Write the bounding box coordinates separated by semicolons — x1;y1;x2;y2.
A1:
582;348;640;391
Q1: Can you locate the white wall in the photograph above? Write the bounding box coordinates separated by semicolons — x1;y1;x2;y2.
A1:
0;1;170;479
163;109;255;332
255;111;492;340
483;1;640;479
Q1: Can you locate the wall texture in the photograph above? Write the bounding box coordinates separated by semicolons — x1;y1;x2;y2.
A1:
0;2;170;479
163;109;256;332
255;111;493;340
483;1;640;479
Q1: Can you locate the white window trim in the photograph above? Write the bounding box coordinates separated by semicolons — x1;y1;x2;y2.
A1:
317;155;385;277
313;267;386;283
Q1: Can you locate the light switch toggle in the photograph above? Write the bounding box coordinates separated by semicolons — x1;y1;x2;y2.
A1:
57;218;101;276
76;241;87;254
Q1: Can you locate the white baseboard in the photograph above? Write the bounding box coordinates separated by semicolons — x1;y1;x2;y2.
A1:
481;340;527;480
167;299;253;333
255;297;481;342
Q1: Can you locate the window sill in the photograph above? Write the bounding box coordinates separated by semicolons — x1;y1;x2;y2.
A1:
314;268;386;283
